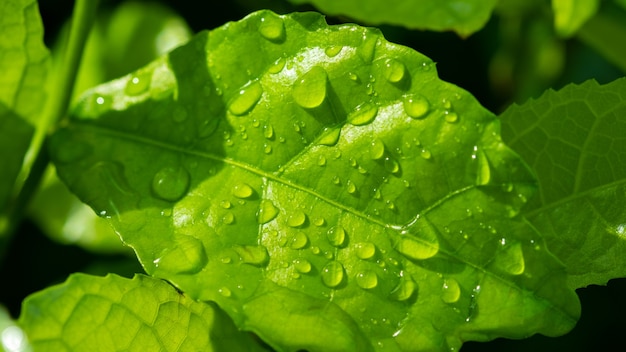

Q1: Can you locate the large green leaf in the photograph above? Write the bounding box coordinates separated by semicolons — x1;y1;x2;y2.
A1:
500;78;626;289
18;273;265;351
51;10;580;351
288;0;497;37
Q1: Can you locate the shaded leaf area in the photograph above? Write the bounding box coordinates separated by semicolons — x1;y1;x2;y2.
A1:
51;10;580;352
551;0;599;37
288;0;497;37
500;78;626;289
18;273;266;352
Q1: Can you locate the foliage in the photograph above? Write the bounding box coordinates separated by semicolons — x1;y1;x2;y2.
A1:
0;0;624;351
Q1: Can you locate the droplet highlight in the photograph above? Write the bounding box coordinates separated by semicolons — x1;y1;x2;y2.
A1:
293;66;327;109
152;167;190;202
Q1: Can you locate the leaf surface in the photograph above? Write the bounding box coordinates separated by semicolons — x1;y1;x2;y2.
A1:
552;0;599;37
500;78;626;289
288;0;497;37
18;273;265;352
51;10;580;351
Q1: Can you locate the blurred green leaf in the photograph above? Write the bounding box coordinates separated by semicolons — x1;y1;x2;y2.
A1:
577;4;626;74
18;273;266;352
288;0;498;37
552;0;599;37
51;10;580;351
1;305;31;352
500;78;626;289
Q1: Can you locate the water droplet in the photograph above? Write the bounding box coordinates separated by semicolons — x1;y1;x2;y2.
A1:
348;102;378;126
420;149;432;160
268;57;285;74
348;72;359;82
287;210;306;227
293;66;327;109
384;157;400;174
156;235;207;274
356;271;378;289
125;70;152;96
263;124;274;139
327;226;346;247
258;13;285;41
222;212;235;225
346;180;357;194
441;278;461;304
290;232;309;249
152;167;190;202
325;45;343;57
383;58;405;83
257;200;279;224
358;32;378;62
233;245;269;266
317;156;327;166
317;127;341;146
332;176;341;185
232;183;254;199
220;256;232;264
355;242;376;259
496;241;525;275
444;111;458;123
264;144;273;154
474;149;491;185
369;139;385;160
293;258;312;273
229;81;263;116
390;277;416;301
403;94;430;119
321;261;344;288
395;237;438;260
218;287;232;297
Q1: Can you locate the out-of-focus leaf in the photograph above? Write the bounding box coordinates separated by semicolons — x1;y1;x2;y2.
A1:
577;5;626;74
288;0;498;37
500;78;626;289
552;0;600;37
18;273;266;352
1;305;31;352
51;10;580;351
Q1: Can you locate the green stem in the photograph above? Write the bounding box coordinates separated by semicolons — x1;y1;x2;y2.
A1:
0;0;100;239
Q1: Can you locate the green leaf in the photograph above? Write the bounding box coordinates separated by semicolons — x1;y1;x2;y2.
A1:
500;78;626;289
51;10;580;351
288;0;497;37
577;4;626;74
1;305;31;352
552;0;600;37
18;273;266;352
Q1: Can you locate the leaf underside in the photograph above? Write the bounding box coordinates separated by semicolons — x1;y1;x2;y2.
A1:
288;0;497;37
51;10;580;352
500;78;626;289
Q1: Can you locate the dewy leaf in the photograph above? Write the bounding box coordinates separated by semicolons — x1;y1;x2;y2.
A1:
552;0;600;37
500;78;626;289
288;0;497;37
51;10;580;351
18;273;266;352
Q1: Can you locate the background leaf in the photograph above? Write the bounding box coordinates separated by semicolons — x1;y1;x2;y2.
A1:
552;0;599;37
18;273;266;352
287;0;498;37
500;78;626;289
51;10;580;352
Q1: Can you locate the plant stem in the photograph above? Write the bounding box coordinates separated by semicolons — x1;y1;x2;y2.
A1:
0;0;100;240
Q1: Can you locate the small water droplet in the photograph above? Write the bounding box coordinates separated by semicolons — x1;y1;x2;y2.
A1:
496;241;525;275
310;246;320;255
125;70;152;96
268;57;286;74
348;102;378;126
420;149;432;160
287;210;306;227
327;226;346;247
156;235;207;274
229;81;263;116
258;13;285;41
317;156;327;166
348;72;359;82
444;111;459;123
373;188;382;200
293;66;327;109
321;261;344;288
317;127;341;146
356;271;378;289
218;287;232;297
474;148;491;185
314;217;325;226
441;278;461;304
152;166;190;202
233;245;269;266
346;180;357;194
403;94;430;119
325;45;343;57
384;157;400;174
263;144;273;154
293;258;312;273
355;242;376;259
257;200;279;224
383;58;406;83
395;237;438;260
232;183;254;199
290;232;309;249
370;139;385;160
332;175;341;185
390;277;416;301
263;124;274;139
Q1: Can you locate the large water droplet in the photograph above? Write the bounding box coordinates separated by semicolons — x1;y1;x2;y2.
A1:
268;57;285;74
293;258;312;273
232;183;254;199
233;245;269;266
355;242;376;259
222;212;235;225
403;94;430;119
228;81;263;116
257;200;279;224
317;127;341;146
346;180;357;194
384;157;400;174
444;111;459;123
370;139;385;160
290;232;309;249
441;278;461;304
356;270;378;289
155;235;207;274
496;241;525;275
321;261;344;288
287;210;306;227
395;237;438;260
390;277;416;301
125;70;152;96
348;102;378;126
152;166;190;202
383;58;406;83
327;226;346;247
473;148;491;185
293;66;327;109
258;13;285;41
325;45;343;57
